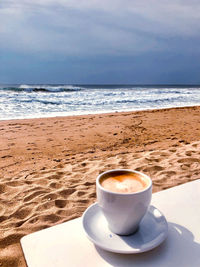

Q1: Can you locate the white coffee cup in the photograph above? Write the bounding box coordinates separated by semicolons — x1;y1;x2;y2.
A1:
96;169;152;235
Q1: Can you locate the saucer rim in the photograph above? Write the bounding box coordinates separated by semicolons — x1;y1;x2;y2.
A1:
82;203;168;254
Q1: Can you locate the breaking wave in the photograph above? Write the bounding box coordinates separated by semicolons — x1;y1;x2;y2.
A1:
1;84;84;92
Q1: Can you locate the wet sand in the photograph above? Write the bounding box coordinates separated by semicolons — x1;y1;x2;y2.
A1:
0;106;200;266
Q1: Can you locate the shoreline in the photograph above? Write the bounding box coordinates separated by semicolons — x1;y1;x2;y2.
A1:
1;103;200;122
1;105;200;266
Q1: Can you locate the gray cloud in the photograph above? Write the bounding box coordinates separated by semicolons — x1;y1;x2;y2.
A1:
1;0;200;84
1;0;200;56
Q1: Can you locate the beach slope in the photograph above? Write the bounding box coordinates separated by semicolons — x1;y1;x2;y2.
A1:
0;106;200;266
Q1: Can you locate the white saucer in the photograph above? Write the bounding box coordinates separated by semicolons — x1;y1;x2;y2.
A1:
82;203;168;254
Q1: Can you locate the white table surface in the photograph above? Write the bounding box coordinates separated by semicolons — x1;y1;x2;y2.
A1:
21;179;200;267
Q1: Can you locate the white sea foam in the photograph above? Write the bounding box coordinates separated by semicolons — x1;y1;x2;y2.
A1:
0;85;200;120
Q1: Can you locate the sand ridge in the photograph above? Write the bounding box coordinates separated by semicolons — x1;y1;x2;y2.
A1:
0;106;200;266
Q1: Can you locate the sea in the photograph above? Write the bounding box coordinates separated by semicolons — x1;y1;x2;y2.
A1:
0;84;200;120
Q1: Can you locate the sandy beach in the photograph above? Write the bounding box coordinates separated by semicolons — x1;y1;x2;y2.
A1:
0;106;200;266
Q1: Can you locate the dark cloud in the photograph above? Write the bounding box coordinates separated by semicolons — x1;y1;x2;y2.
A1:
1;0;200;83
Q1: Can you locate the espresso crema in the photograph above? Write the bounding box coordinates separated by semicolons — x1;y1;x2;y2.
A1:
100;172;148;193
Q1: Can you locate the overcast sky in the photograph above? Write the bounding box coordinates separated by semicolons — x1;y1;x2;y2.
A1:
1;0;200;84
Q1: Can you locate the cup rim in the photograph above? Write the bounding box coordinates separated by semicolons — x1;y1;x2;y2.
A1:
96;169;152;195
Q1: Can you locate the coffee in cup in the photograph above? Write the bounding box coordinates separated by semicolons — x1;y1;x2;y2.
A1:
96;169;152;235
100;171;149;194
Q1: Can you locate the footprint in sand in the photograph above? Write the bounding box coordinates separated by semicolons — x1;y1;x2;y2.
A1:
58;188;76;198
145;157;160;163
41;214;60;224
55;199;67;208
0;215;8;223
143;165;164;173
169;149;177;152
11;207;31;220
1;155;12;159
24;190;47;202
178;158;200;164
185;151;196;156
76;190;86;197
83;181;95;186
56;208;74;217
89;192;96;198
160;171;176;176
0;233;24;248
36;201;54;211
49;182;62;189
135;166;146;172
0;183;6;193
42;193;58;201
